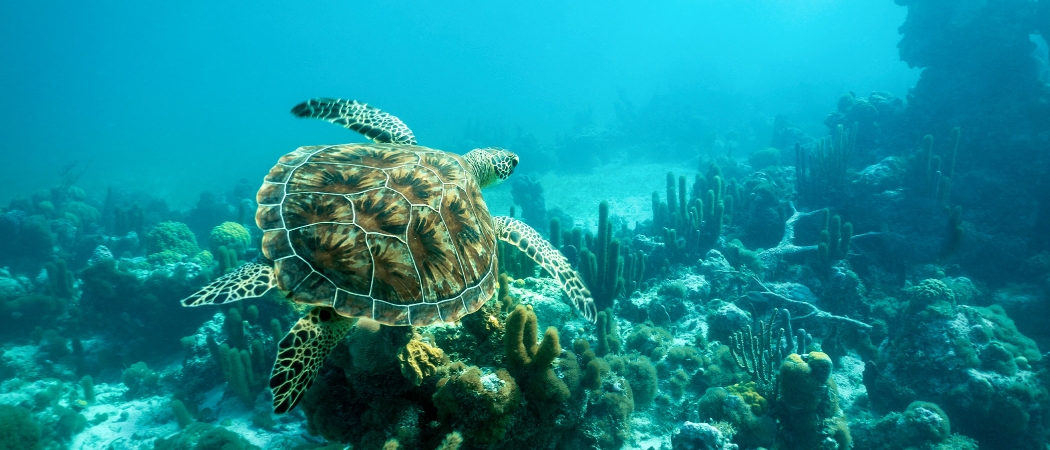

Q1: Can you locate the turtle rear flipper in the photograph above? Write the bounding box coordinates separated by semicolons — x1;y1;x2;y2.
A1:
291;98;417;145
493;216;597;323
270;307;356;414
181;258;277;306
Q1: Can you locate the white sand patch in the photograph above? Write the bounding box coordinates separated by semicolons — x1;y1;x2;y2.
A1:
627;412;672;450
71;384;177;450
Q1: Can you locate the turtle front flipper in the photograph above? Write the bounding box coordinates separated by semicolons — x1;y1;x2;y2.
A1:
290;98;417;145
181;258;277;307
493;216;597;323
270;306;356;414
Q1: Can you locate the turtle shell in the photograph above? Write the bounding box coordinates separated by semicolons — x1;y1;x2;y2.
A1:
255;143;498;326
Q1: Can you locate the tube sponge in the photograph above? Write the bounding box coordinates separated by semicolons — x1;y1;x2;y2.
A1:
504;305;560;370
171;399;194;429
79;375;95;403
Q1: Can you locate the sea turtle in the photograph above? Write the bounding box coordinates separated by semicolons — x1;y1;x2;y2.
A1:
181;98;596;414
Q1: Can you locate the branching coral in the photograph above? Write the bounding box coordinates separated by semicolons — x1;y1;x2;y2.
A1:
728;311;790;400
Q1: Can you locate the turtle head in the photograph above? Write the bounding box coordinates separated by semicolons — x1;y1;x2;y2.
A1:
464;147;518;188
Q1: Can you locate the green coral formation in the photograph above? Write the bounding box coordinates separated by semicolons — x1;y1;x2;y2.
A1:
0;404;41;450
79;375;95;403
777;352;850;450
217;343;258;407
652;165;729;264
749;147;781;170
698;385;777;448
171;399;194;429
901;401;952;444
622;355;658;408
625;322;672;359
122;361;160;399
147;221;200;259
816;209;852;266
208;221;251;256
433;364;520;445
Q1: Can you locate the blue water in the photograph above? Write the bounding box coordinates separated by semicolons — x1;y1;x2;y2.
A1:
1;1;912;207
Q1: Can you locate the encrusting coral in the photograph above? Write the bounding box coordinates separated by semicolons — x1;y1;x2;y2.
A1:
399;333;448;386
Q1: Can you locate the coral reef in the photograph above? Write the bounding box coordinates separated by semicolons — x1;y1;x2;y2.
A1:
510;176;547;230
1;7;1048;448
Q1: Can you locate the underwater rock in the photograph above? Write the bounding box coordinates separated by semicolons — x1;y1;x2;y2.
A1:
671;421;738;450
991;282;1050;345
510;176;547;230
865;279;1048;449
824;92;906;164
849;399;978;450
698;386;776;448
0;273;28;303
747;147;780;171
706;302;750;344
851;157;906;197
697;250;738;298
186;191;237;238
86;245;113;266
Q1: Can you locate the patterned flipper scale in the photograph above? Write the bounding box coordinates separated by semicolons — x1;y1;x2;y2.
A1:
270;306;356;414
290;98;417;145
181;258;277;306
493;216;597;322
